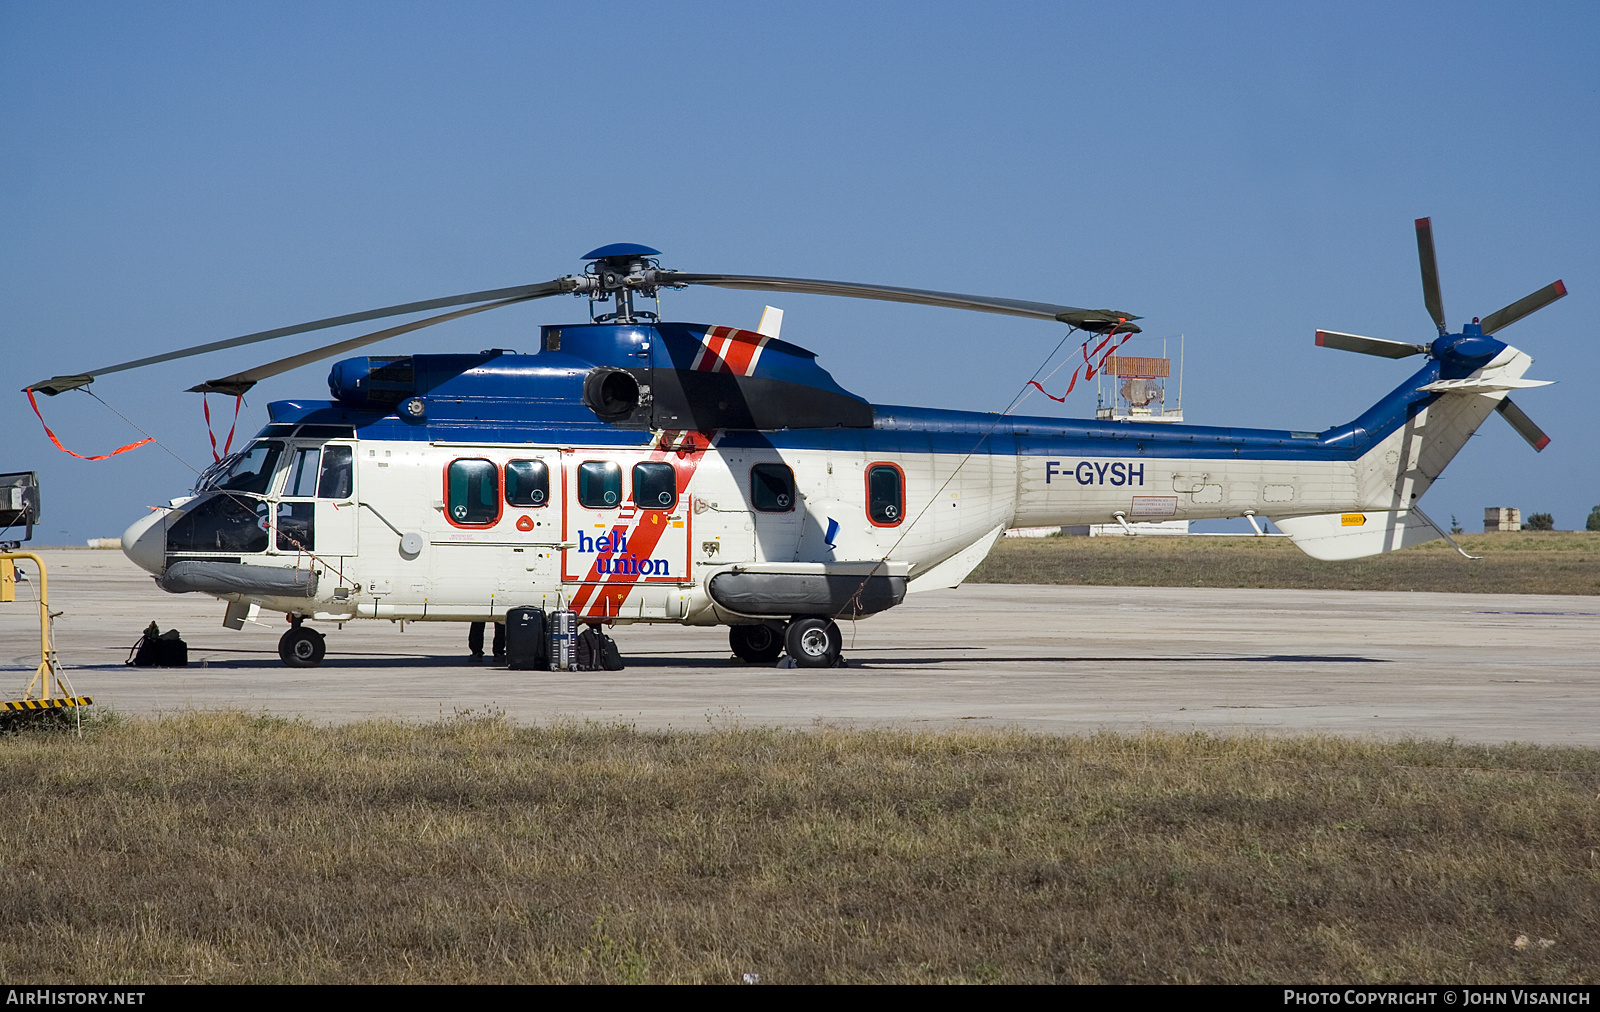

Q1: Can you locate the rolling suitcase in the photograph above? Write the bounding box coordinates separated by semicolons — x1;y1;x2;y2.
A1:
504;607;548;671
547;608;577;671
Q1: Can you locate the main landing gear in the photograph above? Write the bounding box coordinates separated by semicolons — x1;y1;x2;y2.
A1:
729;623;784;664
785;617;842;668
279;615;326;667
729;618;844;668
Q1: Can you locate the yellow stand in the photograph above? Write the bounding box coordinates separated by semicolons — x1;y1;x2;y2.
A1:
1;552;91;713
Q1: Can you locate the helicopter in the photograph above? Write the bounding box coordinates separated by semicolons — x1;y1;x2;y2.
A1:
26;222;1564;668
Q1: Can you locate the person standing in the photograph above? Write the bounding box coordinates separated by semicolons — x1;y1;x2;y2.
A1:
468;621;505;661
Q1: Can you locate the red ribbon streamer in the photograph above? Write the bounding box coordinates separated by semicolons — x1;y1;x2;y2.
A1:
203;393;244;461
26;388;154;461
1028;328;1134;403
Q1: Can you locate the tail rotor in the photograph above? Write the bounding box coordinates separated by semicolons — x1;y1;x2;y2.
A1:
1314;217;1566;452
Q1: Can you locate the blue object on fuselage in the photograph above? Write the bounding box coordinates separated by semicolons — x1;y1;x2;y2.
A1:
319;321;872;433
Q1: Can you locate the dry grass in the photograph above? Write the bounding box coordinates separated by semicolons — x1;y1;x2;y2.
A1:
973;531;1600;595
2;710;1597;983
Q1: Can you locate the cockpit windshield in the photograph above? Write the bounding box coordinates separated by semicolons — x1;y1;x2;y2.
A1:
197;441;284;495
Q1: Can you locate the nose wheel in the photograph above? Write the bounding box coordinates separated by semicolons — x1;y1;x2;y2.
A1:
279;623;326;667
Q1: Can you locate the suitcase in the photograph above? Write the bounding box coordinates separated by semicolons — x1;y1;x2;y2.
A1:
504;607;548;671
547;608;577;671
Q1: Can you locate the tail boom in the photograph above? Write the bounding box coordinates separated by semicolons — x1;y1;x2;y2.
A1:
1270;344;1540;559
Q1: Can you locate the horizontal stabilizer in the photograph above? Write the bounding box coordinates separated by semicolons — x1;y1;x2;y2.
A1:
1417;377;1553;394
1273;510;1441;561
1314;330;1429;359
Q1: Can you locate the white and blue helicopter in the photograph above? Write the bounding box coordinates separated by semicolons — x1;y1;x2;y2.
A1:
27;220;1564;668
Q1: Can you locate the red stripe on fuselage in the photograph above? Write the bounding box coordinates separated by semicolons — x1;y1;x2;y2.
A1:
693;326;768;376
567;436;710;619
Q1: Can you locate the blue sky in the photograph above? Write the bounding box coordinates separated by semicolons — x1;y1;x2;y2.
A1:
3;1;1596;541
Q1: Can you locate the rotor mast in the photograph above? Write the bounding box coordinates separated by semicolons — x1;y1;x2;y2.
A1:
577;244;667;324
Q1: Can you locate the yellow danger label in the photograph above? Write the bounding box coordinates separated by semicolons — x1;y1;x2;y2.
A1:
1341;514;1367;527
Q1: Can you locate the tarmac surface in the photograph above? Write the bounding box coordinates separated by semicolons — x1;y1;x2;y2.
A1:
4;548;1597;745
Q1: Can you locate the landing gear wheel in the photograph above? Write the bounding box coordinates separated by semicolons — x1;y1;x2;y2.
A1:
279;626;326;667
730;623;785;664
785;617;841;668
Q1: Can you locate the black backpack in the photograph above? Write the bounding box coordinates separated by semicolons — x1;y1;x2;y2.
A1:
574;625;624;671
127;623;189;668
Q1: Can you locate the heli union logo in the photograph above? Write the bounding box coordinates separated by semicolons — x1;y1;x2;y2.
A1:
576;530;670;576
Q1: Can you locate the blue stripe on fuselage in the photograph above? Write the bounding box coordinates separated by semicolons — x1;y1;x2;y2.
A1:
271;359;1443;462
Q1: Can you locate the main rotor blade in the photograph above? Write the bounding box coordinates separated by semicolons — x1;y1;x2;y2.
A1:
1495;396;1550;451
1415;217;1447;336
1479;280;1568;336
1315;329;1429;359
187;296;538;396
25;278;576;395
656;272;1141;333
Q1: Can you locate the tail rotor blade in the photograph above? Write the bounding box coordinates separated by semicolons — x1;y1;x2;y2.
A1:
1479;280;1568;336
1495;397;1550;451
1416;217;1447;336
1315;329;1429;359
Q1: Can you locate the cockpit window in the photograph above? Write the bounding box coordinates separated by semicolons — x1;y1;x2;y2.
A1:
191;456;234;494
166;494;270;554
215;441;284;495
317;445;353;499
284;448;321;497
295;425;355;439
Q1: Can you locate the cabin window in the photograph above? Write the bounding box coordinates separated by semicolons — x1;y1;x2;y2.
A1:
446;458;501;526
166;494;270;554
866;462;904;527
215;441;284;495
317;445;353;499
632;462;678;511
750;463;796;512
505;460;550;507
577;461;623;509
284;448;320;497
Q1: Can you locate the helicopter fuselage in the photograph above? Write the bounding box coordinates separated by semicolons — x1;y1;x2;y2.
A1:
119;317;1534;635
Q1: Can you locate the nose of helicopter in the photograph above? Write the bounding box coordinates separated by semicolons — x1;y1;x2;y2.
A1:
121;510;166;576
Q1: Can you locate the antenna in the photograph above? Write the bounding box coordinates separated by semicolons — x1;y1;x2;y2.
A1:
1095;337;1184;423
